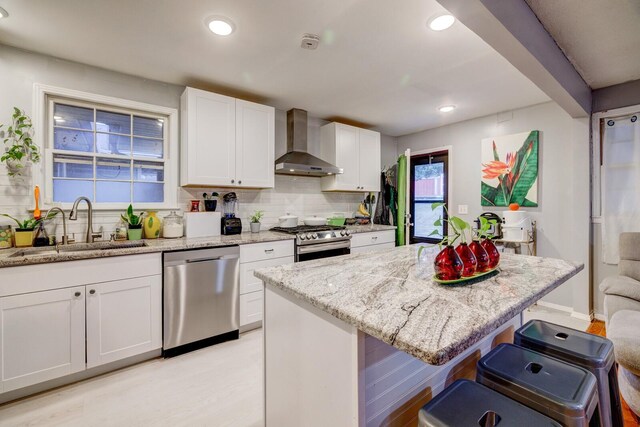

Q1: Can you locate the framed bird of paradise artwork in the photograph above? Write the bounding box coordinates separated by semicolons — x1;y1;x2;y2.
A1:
481;130;539;207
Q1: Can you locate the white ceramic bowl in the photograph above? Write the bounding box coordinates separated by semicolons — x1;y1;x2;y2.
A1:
278;214;299;228
303;216;327;226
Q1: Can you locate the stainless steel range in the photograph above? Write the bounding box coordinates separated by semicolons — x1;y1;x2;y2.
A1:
270;225;351;262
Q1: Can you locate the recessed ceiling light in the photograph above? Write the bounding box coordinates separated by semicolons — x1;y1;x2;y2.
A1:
0;7;8;18
206;16;235;36
438;105;456;113
428;14;455;31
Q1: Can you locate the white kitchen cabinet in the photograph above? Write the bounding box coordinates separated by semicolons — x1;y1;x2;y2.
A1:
0;287;85;392
240;291;264;328
321;123;381;192
181;87;275;188
350;230;396;254
86;275;162;369
235;99;275;188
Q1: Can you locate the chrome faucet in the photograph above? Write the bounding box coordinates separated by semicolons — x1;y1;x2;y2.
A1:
44;207;70;245
69;197;102;243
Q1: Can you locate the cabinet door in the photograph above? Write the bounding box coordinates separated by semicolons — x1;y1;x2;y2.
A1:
240;256;295;294
86;276;162;369
182;88;236;186
350;242;395;254
333;124;360;191
236;99;275;188
240;290;264;327
358;129;381;192
0;287;85;392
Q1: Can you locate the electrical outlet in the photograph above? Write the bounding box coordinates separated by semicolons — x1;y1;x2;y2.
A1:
458;205;468;215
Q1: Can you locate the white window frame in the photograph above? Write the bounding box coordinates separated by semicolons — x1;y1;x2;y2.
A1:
591;103;640;222
33;83;179;210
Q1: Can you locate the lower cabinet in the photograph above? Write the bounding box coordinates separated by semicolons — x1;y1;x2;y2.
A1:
240;290;264;327
0;271;162;393
350;230;396;254
86;276;162;369
0;287;86;392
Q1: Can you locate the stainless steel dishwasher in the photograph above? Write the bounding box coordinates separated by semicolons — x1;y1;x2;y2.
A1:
163;246;240;356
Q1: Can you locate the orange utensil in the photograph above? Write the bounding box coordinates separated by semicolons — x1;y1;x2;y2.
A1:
34;186;41;219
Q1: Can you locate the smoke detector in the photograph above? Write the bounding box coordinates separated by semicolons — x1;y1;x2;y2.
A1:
301;33;320;50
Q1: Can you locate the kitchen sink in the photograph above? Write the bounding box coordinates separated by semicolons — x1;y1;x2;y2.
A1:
9;241;148;258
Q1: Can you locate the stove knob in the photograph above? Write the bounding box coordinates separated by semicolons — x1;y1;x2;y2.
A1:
312;233;318;239
345;229;351;236
299;234;306;240
306;233;313;240
340;230;346;236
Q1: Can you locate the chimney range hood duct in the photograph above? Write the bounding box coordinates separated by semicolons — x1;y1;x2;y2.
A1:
275;108;343;177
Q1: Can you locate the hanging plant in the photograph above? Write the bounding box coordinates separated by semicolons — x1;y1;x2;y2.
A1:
1;108;40;177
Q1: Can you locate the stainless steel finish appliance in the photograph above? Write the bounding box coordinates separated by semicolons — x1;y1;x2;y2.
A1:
163;246;240;356
274;109;344;177
271;225;351;262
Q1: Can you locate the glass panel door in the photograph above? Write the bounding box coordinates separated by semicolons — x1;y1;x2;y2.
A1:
410;152;448;244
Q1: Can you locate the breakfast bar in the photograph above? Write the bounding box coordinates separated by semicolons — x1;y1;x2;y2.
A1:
255;244;584;427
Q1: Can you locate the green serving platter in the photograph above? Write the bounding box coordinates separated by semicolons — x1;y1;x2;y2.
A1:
433;265;500;285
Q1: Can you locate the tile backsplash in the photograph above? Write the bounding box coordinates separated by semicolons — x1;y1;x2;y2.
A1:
1;172;366;241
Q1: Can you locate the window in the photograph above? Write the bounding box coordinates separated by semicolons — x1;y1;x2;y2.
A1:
35;84;178;209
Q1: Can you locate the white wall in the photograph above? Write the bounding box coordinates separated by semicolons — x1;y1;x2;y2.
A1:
397;102;591;316
0;44;393;238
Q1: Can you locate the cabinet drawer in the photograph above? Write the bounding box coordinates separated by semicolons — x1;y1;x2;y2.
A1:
351;231;395;248
350;242;396;255
240;256;294;294
240;290;263;327
240;240;294;263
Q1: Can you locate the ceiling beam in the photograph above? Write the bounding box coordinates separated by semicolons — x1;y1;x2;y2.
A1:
592;79;640;113
436;0;591;117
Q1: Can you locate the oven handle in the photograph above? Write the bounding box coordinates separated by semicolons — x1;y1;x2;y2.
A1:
297;240;351;254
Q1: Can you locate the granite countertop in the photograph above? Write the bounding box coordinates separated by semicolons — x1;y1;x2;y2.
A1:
0;224;396;269
254;244;583;366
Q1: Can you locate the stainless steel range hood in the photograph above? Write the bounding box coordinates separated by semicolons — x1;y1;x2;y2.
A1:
275;109;343;177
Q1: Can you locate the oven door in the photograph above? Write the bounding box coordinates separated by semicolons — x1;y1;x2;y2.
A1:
296;240;351;262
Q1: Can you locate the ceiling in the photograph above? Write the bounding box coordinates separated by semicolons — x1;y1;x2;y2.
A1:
0;0;549;136
525;0;640;90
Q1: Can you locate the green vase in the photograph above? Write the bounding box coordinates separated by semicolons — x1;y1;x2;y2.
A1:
128;226;143;241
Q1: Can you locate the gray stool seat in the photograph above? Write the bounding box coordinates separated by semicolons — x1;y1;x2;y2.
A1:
418;379;561;427
477;343;601;427
515;319;622;427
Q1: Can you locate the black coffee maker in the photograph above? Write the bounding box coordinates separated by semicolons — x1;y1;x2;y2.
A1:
221;192;242;235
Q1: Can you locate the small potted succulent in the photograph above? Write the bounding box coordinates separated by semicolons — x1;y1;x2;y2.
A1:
0;211;56;247
1;108;41;177
249;210;264;233
121;204;144;241
203;192;219;212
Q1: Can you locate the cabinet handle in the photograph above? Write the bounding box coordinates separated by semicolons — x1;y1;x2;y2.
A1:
74;291;81;297
238;180;242;185
372;236;378;241
89;289;96;295
231;179;235;184
264;249;274;254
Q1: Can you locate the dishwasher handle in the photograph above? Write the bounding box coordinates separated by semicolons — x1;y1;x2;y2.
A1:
185;257;221;264
164;246;240;266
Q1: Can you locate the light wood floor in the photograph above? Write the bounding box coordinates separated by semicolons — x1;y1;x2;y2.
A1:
0;329;264;427
586;320;640;427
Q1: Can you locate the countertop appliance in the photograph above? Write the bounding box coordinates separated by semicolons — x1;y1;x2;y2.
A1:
221;192;242;235
271;225;351;262
163;246;240;356
474;212;503;239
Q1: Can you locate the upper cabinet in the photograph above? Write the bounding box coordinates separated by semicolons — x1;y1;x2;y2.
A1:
321;123;381;192
181;87;275;188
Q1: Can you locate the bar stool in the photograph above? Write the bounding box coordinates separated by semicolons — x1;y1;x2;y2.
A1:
418;379;561;427
477;343;601;427
514;320;623;427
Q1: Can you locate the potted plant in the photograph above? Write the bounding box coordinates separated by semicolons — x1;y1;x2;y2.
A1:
121;204;144;241
203;192;219;212
0;211;56;247
249;210;264;233
1;108;40;177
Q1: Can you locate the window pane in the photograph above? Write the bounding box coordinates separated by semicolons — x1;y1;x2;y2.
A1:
97;158;131;180
53;154;93;178
134;182;164;203
96;110;131;134
133;137;163;158
53;179;93;203
96;181;130;203
134;161;163;182
96;133;131;156
54;104;93;130
415;163;444;201
414;203;444;239
133;116;163;139
54;128;94;152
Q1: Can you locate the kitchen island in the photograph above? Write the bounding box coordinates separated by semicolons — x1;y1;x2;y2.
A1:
255;244;583;427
